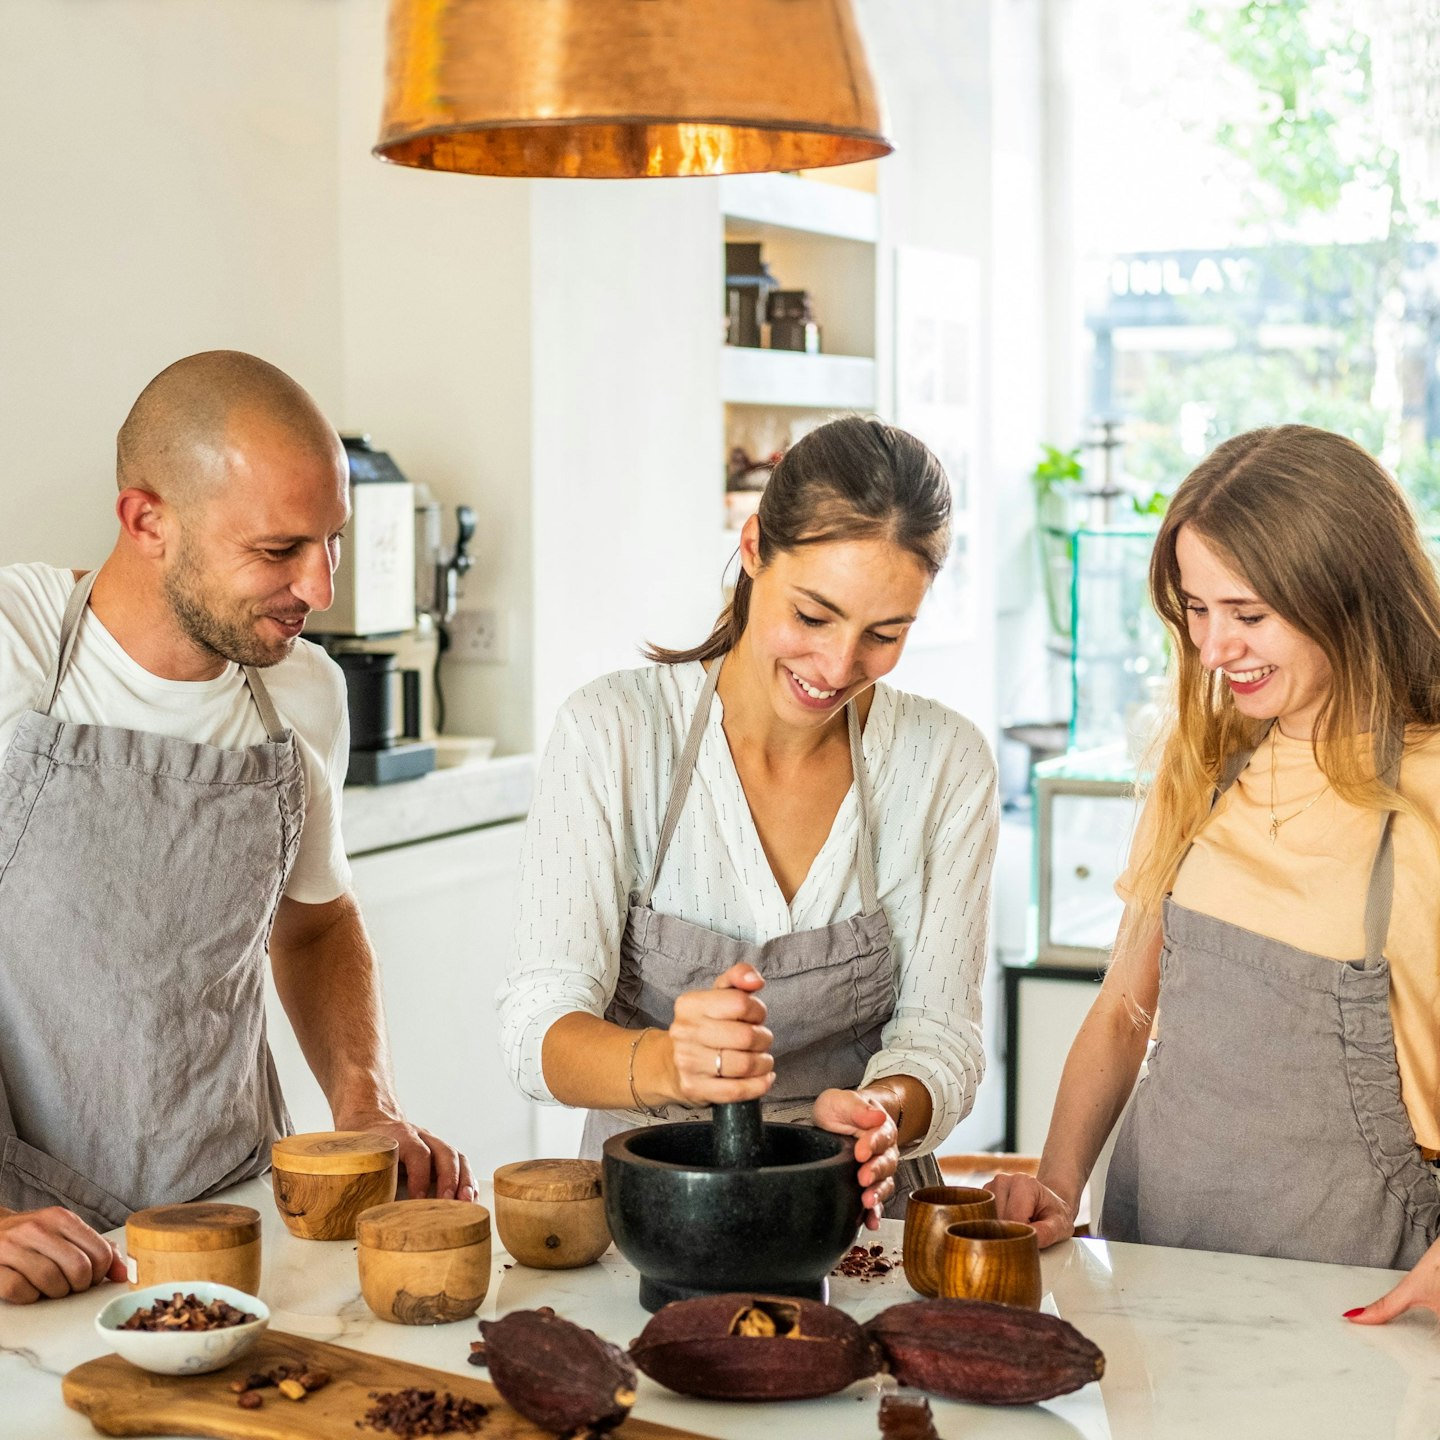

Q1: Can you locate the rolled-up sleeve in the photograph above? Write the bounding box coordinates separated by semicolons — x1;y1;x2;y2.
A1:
497;701;630;1103
861;742;998;1156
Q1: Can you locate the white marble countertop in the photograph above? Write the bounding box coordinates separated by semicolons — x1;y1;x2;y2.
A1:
341;753;533;857
3;1176;1436;1439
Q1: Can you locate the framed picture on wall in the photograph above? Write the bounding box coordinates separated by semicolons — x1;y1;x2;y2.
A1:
893;245;981;649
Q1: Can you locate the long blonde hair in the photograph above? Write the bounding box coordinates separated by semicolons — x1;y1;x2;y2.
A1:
1126;425;1440;916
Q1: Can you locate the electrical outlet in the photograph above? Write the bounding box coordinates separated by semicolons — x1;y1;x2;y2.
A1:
449;607;507;663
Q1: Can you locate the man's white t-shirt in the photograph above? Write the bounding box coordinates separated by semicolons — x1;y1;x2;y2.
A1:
0;563;352;903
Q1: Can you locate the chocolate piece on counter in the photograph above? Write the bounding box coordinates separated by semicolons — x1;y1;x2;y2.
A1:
466;1339;488;1367
879;1390;940;1440
865;1297;1105;1406
480;1308;635;1435
361;1387;489;1437
236;1390;263;1410
630;1293;882;1401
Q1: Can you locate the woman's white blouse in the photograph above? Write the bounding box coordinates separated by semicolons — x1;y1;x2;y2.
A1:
497;662;998;1155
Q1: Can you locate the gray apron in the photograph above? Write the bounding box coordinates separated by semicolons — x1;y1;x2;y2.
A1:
0;570;301;1230
579;656;941;1218
1102;730;1440;1268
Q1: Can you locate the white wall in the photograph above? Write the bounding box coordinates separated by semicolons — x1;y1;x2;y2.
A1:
0;0;343;568
528;179;725;735
335;0;537;754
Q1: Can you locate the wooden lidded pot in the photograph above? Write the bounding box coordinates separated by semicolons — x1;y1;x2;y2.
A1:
124;1202;262;1293
492;1159;610;1269
270;1131;398;1241
356;1199;491;1324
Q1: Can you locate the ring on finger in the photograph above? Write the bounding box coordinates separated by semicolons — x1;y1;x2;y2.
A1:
714;1049;723;1078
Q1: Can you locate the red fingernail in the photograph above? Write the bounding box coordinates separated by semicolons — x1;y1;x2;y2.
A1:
1342;1308;1364;1319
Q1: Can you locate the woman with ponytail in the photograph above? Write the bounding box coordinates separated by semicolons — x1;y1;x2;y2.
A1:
498;416;997;1223
989;424;1440;1321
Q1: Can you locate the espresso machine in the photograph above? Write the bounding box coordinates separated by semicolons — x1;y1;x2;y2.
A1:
307;436;472;785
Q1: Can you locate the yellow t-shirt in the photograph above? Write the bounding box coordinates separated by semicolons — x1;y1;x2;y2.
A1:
1118;726;1440;1152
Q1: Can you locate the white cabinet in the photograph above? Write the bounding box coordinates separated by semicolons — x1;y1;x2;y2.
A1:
265;820;537;1173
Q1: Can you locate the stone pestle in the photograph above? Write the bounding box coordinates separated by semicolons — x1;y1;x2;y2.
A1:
711;1098;764;1169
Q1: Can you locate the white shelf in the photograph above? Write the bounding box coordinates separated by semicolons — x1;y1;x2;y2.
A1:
721;346;877;409
720;173;878;243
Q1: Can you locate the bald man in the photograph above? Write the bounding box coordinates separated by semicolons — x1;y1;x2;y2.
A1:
0;352;473;1304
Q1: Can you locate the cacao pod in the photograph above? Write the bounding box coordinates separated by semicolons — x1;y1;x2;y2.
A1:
865;1297;1104;1405
629;1294;882;1400
480;1309;636;1434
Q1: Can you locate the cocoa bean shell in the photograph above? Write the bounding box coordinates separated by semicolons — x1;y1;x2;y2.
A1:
480;1309;637;1434
865;1297;1105;1406
629;1293;882;1401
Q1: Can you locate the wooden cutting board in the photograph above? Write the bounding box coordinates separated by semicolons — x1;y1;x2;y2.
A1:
63;1330;714;1440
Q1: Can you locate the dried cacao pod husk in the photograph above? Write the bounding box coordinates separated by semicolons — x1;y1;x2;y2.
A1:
480;1309;636;1434
629;1294;882;1400
865;1297;1104;1405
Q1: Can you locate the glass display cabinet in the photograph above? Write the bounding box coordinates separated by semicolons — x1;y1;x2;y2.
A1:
1039;520;1167;751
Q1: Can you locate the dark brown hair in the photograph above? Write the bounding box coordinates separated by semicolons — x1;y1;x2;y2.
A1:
647;416;952;664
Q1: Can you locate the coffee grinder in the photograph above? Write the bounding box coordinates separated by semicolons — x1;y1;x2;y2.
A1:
307;435;439;785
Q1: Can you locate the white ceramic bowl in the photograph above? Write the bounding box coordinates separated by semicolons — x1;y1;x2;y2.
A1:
94;1281;269;1376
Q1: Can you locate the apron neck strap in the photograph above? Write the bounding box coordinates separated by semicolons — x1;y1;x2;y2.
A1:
41;570;287;744
847;699;879;914
38;571;100;715
1362;729;1404;966
241;665;288;744
637;655;880;915
638;657;725;908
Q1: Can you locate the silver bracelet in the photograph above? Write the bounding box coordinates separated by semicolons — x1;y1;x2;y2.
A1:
627;1028;665;1118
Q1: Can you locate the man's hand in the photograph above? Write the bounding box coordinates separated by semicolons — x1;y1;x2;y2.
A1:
271;896;474;1201
0;1207;127;1305
335;1111;475;1202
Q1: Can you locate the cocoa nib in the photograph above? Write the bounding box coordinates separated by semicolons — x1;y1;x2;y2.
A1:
360;1387;488;1437
833;1243;904;1281
865;1297;1105;1406
629;1293;882;1401
480;1309;636;1436
118;1292;255;1332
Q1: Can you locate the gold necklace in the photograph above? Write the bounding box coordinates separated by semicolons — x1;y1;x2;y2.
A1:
1268;724;1329;843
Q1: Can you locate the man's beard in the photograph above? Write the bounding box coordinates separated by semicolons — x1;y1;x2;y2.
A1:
163;538;300;669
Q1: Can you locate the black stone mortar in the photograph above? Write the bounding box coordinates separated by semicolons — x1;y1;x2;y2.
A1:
602;1099;864;1312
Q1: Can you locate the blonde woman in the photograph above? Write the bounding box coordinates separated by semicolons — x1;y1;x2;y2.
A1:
989;424;1440;1322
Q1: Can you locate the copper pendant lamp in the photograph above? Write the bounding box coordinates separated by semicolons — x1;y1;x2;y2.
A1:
374;0;892;179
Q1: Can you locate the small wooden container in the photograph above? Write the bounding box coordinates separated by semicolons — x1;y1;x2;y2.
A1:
902;1185;997;1298
270;1131;398;1241
356;1199;492;1324
940;1219;1042;1310
124;1203;262;1293
492;1159;610;1269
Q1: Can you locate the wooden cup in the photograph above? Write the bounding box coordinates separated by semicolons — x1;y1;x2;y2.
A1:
271;1131;399;1241
492;1159;610;1269
940;1219;1042;1310
902;1185;997;1298
124;1203;262;1293
356;1199;492;1325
